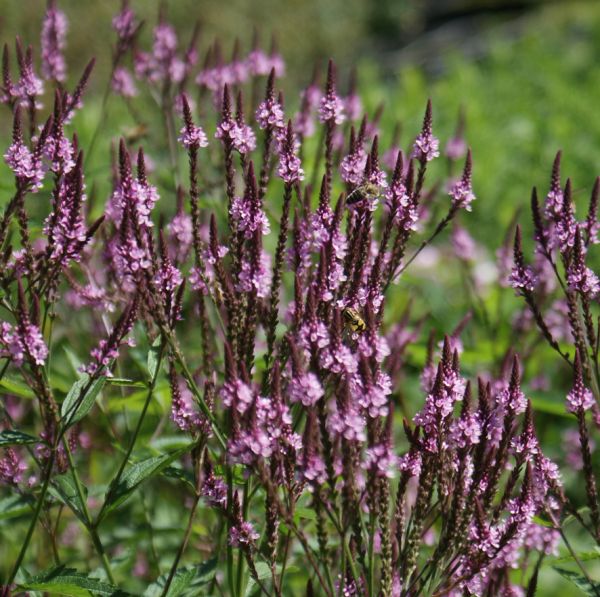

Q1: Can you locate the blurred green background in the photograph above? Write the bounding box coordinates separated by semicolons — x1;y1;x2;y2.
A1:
2;0;600;594
2;0;600;249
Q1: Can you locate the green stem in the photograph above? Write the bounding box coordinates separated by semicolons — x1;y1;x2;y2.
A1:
368;511;376;596
4;450;55;592
96;339;166;524
161;327;227;449
62;438;116;584
161;493;201;597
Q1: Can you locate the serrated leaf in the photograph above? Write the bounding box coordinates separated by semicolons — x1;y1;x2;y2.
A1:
19;565;129;596
143;559;216;597
244;562;276;597
101;446;192;519
0;429;39;446
61;375;106;427
50;472;88;524
553;567;600;595
0;494;35;521
147;336;163;379
162;466;195;489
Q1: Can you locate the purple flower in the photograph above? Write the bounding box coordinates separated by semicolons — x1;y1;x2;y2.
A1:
41;2;68;83
15;46;44;102
497;358;527;416
256;96;285;132
43;161;88;266
202;462;227;508
4;111;46;190
567;352;595;413
220;378;255;415
288;372;323;407
452;225;476;261
567;228;600;297
544;152;563;220
412;100;439;162
509;226;536;294
82;301;137;377
318;84;345;125
112;6;137;44
276;121;304;184
168;209;193;263
229;520;259;548
246;48;284;77
317;60;345;126
111;67;137;98
398;450;422;478
563;428;595;470
327;397;366;443
236;251;272;299
445;136;467;161
340;147;367;186
0;320;48;367
344;93;362;121
170;374;203;433
135;22;184;85
364;441;398;478
230;191;270;239
448;150;475;211
0;448;27;485
178;124;208;150
509;265;536;294
4;140;45;190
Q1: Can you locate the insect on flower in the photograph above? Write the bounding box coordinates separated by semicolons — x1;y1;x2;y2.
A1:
346;182;381;206
342;306;366;333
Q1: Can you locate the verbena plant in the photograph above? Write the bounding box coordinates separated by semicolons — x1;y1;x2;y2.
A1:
0;2;599;596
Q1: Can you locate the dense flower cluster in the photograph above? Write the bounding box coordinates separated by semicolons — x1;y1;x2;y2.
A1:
0;7;598;597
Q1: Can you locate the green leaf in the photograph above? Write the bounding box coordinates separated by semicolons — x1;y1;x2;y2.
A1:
63;346;83;375
244;562;275;597
553;567;600;595
101;446;192;519
552;550;600;565
61;374;106;427
147;336;163;380
107;378;147;388
530;396;572;419
161;466;195;490
143;559;216;597
50;472;88;524
19;565;129;596
0;429;39;446
0;375;35;398
0;494;35;521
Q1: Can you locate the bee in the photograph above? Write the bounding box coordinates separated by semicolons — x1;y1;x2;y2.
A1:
123;123;149;145
342;306;366;334
212;280;224;306
346;182;381;206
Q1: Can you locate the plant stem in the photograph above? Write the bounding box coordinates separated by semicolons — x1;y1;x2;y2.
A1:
62;438;116;583
96;339;166;524
4;450;55;593
161;493;201;596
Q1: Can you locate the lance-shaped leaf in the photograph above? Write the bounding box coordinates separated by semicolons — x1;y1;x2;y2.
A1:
0;494;35;521
100;444;193;520
143;559;217;597
0;429;39;446
61;374;106;427
18;565;129;596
